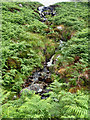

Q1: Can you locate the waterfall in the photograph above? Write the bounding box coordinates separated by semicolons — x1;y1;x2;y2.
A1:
47;55;54;67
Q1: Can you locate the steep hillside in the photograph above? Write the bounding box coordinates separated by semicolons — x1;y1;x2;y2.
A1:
1;2;89;119
2;2;57;92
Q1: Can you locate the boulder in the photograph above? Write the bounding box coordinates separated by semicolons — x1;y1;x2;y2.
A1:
20;81;48;94
20;83;43;94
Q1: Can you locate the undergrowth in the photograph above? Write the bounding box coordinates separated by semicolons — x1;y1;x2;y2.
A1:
1;2;89;119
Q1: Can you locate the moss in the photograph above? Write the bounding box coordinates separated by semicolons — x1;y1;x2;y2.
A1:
6;58;21;70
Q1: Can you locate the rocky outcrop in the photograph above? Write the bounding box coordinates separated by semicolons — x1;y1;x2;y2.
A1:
37;6;57;22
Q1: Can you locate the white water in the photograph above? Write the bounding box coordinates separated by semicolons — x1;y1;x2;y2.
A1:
47;55;54;67
31;0;71;6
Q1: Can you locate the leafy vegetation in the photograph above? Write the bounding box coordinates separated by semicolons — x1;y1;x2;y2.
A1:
1;1;89;119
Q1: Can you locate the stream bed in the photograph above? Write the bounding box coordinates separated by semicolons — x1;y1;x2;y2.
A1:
20;59;54;98
20;5;65;99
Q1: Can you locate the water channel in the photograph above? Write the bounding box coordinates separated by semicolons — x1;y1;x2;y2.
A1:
20;4;65;99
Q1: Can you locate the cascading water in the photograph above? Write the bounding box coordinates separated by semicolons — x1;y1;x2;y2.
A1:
20;5;66;99
47;55;54;67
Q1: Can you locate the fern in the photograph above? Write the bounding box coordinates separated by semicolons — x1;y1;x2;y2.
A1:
48;81;89;118
1;2;89;119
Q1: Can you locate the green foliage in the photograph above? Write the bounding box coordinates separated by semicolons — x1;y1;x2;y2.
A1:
2;2;41;25
1;2;89;119
25;20;48;34
61;28;88;61
55;28;88;86
2;90;51;118
49;2;88;30
2;2;56;92
1;82;89;118
48;81;89;118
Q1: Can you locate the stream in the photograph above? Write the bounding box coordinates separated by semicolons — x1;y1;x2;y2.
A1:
20;59;54;98
20;5;64;99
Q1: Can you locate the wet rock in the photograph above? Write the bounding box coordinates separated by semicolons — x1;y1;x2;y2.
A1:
20;54;55;98
42;67;49;73
13;95;17;100
38;76;43;81
22;76;34;88
38;5;56;22
41;88;51;99
30;83;43;92
41;18;47;22
45;77;52;83
57;26;63;30
38;88;43;93
43;88;51;93
20;81;48;94
41;96;48;99
57;25;64;30
28;76;33;81
53;98;59;102
38;6;44;12
32;72;40;83
20;83;43;94
19;4;23;7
